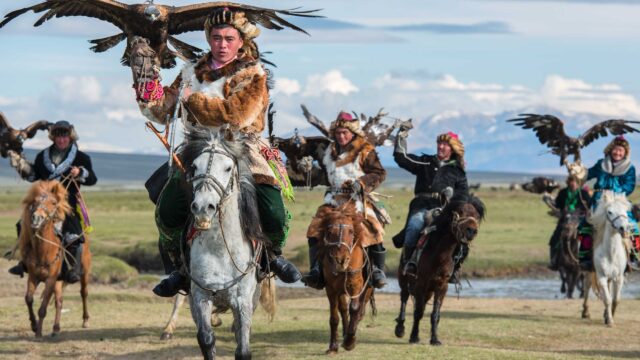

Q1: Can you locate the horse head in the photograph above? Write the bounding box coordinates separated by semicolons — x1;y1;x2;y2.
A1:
440;193;485;245
23;180;70;230
182;127;245;231
591;190;632;237
322;204;363;273
561;210;583;243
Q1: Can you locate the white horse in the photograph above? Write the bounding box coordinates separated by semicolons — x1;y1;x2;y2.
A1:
182;127;275;359
582;190;632;326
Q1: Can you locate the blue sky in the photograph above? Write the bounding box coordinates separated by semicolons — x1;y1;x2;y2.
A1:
0;0;639;173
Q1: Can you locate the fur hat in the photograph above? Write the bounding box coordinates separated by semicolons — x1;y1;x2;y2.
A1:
437;131;464;163
329;111;365;138
48;120;78;141
204;7;261;41
603;135;630;158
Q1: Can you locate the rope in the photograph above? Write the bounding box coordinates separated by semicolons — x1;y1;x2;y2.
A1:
396;139;432;166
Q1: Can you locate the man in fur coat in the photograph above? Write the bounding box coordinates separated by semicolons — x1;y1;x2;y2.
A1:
279;111;388;289
393;128;469;281
7;121;97;283
132;7;301;297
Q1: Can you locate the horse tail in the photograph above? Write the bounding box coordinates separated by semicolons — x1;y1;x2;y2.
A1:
369;292;377;318
259;277;277;322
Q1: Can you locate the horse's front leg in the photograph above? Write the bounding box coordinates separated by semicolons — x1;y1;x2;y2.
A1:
326;290;340;354
597;276;614;326
395;280;410;338
191;295;216;360
409;293;427;344
232;294;254;360
25;276;38;334
52;281;63;336
161;294;187;340
36;277;57;337
582;272;591;319
80;265;90;328
430;291;445;346
610;274;624;319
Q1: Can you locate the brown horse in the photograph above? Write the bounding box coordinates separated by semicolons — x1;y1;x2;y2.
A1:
320;203;375;354
395;193;484;345
19;180;91;337
557;210;584;299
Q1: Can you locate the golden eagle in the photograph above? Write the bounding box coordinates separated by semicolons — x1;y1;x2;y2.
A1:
508;114;640;165
0;113;51;158
0;0;321;68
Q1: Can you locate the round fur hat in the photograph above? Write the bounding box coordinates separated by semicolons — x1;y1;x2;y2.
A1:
329;111;365;138
437;131;464;163
204;7;261;40
48;120;78;141
603;135;630;158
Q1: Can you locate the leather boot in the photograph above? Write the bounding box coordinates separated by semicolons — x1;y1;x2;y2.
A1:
301;238;324;289
403;245;417;276
270;255;302;284
65;244;83;284
8;261;26;278
369;245;387;289
153;270;189;297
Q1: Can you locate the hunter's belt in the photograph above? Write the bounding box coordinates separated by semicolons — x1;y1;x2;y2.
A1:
415;192;440;199
329;187;354;194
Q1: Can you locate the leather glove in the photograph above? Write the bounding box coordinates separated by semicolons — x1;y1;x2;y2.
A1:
440;187;454;203
7;150;21;168
129;36;159;84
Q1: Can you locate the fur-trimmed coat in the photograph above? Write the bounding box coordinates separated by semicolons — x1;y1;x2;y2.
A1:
138;53;277;186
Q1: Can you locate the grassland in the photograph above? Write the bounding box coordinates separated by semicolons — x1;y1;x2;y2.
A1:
0;186;639;277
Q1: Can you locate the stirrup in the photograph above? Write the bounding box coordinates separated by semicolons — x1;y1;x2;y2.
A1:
403;261;417;277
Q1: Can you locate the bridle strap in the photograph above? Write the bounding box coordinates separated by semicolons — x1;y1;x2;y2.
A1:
190;145;237;201
451;212;478;245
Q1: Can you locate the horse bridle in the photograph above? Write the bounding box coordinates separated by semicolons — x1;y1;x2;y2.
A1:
451;212;479;245
189;144;238;203
30;194;62;230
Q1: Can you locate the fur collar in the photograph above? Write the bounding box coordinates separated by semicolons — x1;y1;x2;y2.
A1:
193;53;259;84
330;136;374;166
43;143;77;180
601;155;631;176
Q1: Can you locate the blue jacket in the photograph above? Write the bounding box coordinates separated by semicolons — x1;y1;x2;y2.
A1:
587;159;636;205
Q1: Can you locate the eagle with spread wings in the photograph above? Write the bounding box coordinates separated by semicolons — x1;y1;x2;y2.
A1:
508;114;640;166
0;0;320;69
0;113;51;158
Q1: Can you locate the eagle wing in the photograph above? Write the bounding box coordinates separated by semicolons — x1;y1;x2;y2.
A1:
508;114;573;164
579;119;640;147
21;120;52;139
300;104;330;137
0;0;131;32
168;2;322;35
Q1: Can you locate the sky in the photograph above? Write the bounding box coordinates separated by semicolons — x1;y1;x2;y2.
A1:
1;0;639;173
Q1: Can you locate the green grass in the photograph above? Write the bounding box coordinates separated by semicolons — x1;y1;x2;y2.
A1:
1;187;638;278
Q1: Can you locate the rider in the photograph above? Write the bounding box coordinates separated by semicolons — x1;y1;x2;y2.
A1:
132;7;301;297
6;121;97;283
393;127;469;281
578;136;639;270
301;111;388;289
548;175;590;271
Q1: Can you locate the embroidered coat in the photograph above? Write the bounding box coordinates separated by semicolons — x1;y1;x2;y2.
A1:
138;53;278;186
587;158;636;205
28;144;97;209
282;136;386;245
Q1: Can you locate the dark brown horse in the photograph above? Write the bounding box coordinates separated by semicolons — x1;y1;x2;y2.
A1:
395;194;484;345
19;180;91;337
557;210;584;299
319;203;375;354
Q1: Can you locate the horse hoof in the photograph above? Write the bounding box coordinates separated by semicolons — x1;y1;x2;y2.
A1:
581;312;590;319
409;336;420;344
82;320;89;329
325;348;338;355
342;337;356;351
430;339;442;346
160;332;173;341
394;325;405;338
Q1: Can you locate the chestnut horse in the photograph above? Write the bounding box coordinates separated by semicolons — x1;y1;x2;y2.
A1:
19;180;91;337
320;203;376;354
395;193;484;345
557;210;584;299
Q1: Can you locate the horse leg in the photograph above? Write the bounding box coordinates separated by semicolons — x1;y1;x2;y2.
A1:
161;294;186;340
395;285;409;338
25;276;38;334
581;273;591;319
559;268;567;294
409;294;427;344
191;295;216;360
326;292;340;354
430;293;444;346
610;274;624;319
52;281;63;336
566;270;575;299
80;266;90;328
598;276;614;327
36;278;56;337
232;296;254;360
343;297;361;351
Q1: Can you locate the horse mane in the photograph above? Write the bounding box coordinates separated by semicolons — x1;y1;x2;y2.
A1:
181;127;267;244
22;180;72;220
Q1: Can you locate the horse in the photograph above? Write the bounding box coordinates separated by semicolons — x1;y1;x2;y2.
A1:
318;202;375;355
19;180;91;337
556;210;584;299
180;127;276;360
395;193;484;345
581;191;632;326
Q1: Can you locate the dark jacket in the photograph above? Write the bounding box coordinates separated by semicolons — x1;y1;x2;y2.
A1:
29;144;97;209
555;187;590;214
392;143;469;246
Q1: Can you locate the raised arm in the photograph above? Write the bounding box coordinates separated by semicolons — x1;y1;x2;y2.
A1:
359;149;386;193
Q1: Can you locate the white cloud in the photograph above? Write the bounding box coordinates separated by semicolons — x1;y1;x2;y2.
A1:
55;76;102;104
272;78;301;96
302;70;359;97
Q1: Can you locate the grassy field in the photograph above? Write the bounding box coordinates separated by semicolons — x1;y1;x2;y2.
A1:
0;261;638;360
1;186;639;277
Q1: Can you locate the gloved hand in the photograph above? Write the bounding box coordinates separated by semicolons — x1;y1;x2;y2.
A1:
440;186;454;203
129;36;159;83
351;180;363;194
7;150;22;168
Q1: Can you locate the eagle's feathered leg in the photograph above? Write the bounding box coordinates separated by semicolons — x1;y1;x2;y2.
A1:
89;33;127;53
168;36;203;63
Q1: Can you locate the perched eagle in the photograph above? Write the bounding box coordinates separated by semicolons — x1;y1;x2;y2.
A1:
508;114;640;165
0;113;51;158
0;0;320;69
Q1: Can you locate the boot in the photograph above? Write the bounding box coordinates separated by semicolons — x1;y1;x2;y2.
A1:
65;244;83;284
270;254;302;284
153;270;189;297
368;245;387;289
302;238;324;289
8;261;26;278
403;245;417;276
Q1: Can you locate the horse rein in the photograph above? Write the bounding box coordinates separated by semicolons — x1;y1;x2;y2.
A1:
323;222;372;299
